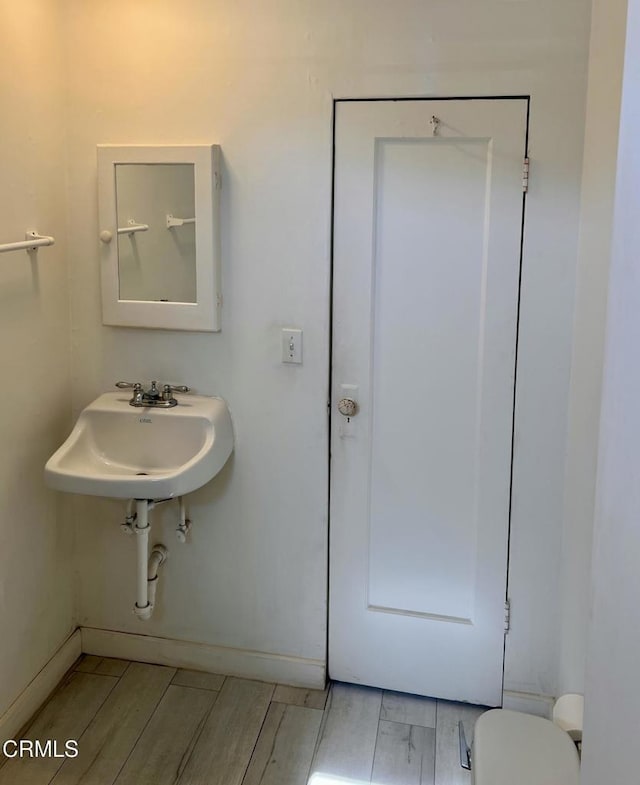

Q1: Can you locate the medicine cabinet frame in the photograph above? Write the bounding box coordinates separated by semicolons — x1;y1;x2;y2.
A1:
97;144;221;331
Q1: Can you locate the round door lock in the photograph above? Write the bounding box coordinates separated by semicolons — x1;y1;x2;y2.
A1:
338;397;358;417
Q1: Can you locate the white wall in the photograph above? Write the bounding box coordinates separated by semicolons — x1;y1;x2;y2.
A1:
582;1;640;777
558;0;627;697
62;0;591;695
0;1;75;719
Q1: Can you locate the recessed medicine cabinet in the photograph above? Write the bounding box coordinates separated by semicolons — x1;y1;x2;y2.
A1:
97;144;221;331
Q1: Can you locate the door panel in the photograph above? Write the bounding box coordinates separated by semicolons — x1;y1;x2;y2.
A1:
329;98;527;706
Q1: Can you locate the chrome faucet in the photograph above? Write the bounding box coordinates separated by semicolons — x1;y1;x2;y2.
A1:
115;381;191;408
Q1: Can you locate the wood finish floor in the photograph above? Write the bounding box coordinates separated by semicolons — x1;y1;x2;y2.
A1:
0;656;487;785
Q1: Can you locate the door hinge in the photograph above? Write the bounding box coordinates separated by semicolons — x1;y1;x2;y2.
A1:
522;157;530;193
504;599;511;634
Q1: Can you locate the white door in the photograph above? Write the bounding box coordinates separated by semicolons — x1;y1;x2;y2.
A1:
329;98;528;707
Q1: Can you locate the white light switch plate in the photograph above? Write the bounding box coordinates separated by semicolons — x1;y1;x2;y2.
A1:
282;328;303;364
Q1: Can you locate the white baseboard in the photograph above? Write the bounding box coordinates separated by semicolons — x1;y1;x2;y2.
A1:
0;630;82;744
502;689;555;718
81;627;326;689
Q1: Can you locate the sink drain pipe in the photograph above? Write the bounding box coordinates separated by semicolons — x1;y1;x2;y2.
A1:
147;543;168;611
133;500;168;621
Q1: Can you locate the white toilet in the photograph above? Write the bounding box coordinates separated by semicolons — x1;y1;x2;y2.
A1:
471;696;582;785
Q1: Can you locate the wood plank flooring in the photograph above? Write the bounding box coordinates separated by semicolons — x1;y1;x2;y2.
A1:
0;656;488;785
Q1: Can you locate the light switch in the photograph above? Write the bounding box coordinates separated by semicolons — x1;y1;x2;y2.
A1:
282;328;303;364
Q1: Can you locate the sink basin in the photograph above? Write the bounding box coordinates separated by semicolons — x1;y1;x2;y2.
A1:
45;392;233;499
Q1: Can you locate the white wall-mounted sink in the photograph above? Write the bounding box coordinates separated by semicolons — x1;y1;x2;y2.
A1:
45;392;233;499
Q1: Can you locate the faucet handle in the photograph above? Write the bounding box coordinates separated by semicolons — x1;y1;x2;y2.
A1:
116;381;144;405
162;384;191;401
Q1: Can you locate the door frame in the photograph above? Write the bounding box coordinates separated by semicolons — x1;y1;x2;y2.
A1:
326;95;531;697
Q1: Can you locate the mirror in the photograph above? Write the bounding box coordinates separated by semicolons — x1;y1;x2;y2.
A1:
116;163;196;303
97;145;221;331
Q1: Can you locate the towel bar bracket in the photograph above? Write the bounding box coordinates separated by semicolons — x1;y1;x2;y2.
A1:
0;230;56;255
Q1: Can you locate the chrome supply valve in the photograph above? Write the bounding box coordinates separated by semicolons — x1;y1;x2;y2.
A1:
176;496;191;543
176;518;191;543
121;507;136;535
